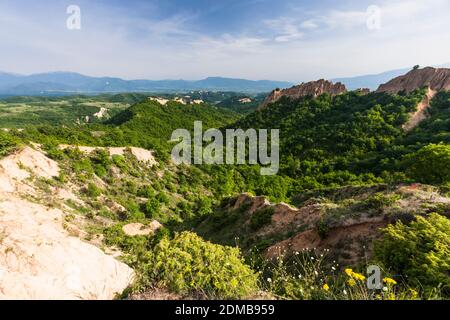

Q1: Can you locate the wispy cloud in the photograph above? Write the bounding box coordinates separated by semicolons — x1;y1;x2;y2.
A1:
0;0;449;81
264;18;304;42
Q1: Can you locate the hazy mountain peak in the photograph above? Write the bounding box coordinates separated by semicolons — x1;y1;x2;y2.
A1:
0;72;293;95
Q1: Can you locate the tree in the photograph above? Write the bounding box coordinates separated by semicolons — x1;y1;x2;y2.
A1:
144;197;161;218
403;143;450;185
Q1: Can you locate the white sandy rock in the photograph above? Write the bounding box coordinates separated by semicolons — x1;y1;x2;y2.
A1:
0;146;134;299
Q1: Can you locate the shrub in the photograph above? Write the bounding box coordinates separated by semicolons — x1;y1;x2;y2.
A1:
157;192;170;204
195;196;213;216
250;207;275;230
94;164;107;177
104;223;150;252
144;197;161;219
91;149;111;177
177;201;194;220
374;213;450;296
0;131;20;157
364;193;401;210
138;185;155;198
316;217;331;239
404;143;450;185
85;182;102;197
145;231;258;299
112;154;128;171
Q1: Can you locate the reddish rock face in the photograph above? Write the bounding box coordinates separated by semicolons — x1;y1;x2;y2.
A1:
259;79;347;110
377;67;450;94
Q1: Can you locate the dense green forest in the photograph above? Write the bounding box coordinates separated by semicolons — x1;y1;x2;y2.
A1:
4;89;449;201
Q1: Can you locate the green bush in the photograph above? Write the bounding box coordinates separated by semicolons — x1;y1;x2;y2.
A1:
364;192;400;210
91;149;111;178
144;197;161;219
404;143;450;185
112;154;128;171
250;207;275;230
145;231;258;299
0;131;21;157
316;217;331;239
374;213;450;296
138;185;155;198
103;223;150;253
85;182;102;197
157;192;170;204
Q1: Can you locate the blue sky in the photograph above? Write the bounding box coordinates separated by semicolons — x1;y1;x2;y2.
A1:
0;0;449;81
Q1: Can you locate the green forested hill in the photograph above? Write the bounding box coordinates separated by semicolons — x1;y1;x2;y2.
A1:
109;99;238;133
231;89;449;186
106;99;240;149
5;89;450;199
187;89;449;202
8;98;240;159
235;90;423;161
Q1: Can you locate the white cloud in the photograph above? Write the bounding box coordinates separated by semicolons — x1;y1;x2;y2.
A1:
300;20;318;29
264;18;304;42
0;0;449;82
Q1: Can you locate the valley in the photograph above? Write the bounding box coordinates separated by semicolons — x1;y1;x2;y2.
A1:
0;67;449;300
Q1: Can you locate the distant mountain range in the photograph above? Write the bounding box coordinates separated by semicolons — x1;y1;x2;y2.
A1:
1;63;449;95
0;72;293;95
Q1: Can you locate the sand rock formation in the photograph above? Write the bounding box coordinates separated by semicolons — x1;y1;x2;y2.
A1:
259;79;347;110
226;186;449;265
377;67;450;94
122;220;162;236
376;67;450;130
58;145;157;165
0;146;134;299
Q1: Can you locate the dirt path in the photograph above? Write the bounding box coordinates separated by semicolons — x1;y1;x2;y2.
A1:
403;88;437;132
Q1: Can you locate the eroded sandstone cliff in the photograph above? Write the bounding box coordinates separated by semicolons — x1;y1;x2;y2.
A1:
259;79;347;110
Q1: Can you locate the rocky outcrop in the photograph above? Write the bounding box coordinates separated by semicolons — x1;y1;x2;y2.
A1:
223;185;450;265
122;221;162;236
59;145;157;165
259;79;347;110
377;67;450;94
0;146;134;299
376;67;450;130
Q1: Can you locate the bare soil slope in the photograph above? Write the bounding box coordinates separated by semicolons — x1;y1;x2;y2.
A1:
0;146;134;299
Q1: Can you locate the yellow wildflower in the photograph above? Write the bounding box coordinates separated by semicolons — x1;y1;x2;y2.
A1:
347;278;356;287
344;268;365;281
409;289;419;299
344;268;353;277
323;283;330;291
352;272;366;281
383;277;397;285
388;293;396;300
